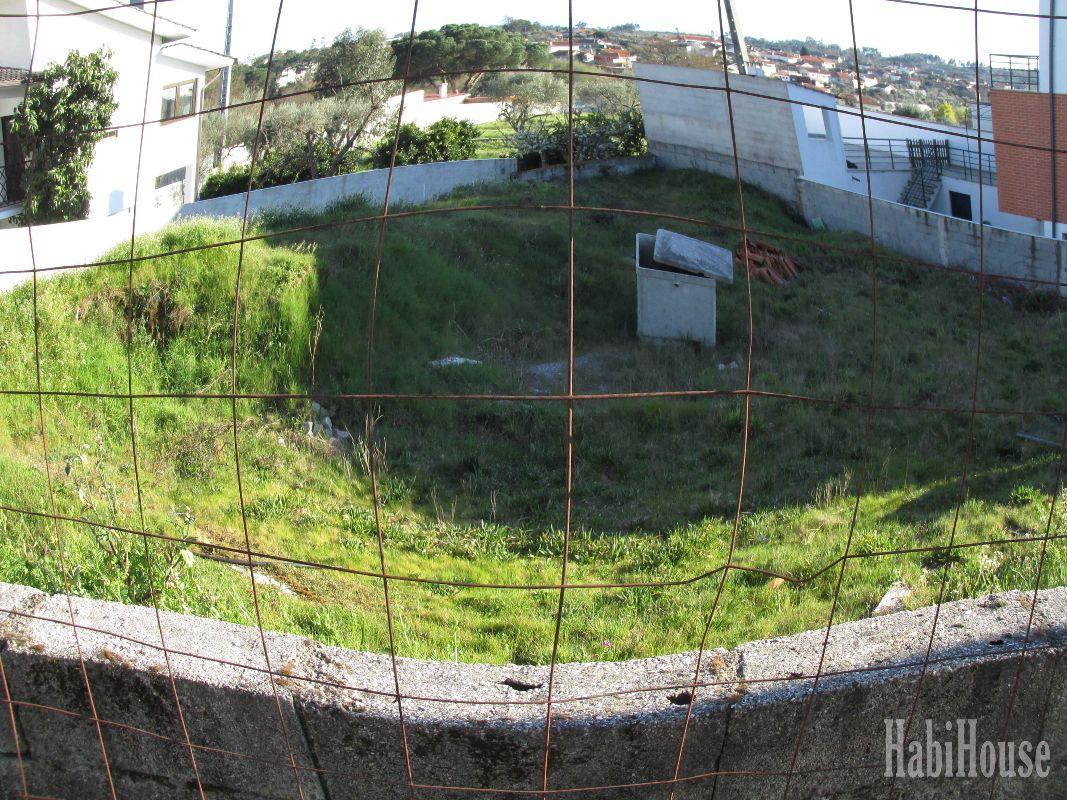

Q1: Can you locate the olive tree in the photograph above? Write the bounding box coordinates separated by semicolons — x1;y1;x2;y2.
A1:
485;72;568;134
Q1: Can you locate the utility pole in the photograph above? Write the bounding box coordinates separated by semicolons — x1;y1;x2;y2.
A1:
722;0;751;76
220;0;235;112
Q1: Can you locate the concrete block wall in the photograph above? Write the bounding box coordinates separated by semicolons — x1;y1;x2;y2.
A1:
1;582;1064;798
649;140;802;205
796;178;1067;294
635;65;802;169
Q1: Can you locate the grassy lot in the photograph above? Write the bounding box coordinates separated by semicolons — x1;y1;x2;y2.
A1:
474;119;514;159
0;168;1064;664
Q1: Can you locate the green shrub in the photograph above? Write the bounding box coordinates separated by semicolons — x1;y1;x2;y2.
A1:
199;163;254;200
371;118;481;168
512;110;647;170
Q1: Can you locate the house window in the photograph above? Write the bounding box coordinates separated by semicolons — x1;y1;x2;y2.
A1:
1;115;26;203
155;167;187;190
802;104;828;138
161;80;197;121
949;190;973;221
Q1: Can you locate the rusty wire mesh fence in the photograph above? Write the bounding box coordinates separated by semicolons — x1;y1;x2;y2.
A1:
0;0;1065;797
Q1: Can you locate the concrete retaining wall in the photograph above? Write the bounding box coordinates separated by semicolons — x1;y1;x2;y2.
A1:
178;158;518;220
178;157;657;223
649;140;802;204
796;178;1067;294
516;154;657;185
1;582;1064;798
636;63;809;205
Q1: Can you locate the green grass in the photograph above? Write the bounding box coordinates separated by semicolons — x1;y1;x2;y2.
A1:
0;168;1064;664
474;119;514;159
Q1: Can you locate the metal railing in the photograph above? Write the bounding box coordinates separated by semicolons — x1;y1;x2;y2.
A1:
0;161;26;208
843;137;996;186
989;54;1040;92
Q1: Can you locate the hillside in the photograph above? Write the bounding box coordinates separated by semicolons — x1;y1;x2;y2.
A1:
0;168;1063;664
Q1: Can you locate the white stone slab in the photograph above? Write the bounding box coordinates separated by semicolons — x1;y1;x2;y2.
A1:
653;229;734;283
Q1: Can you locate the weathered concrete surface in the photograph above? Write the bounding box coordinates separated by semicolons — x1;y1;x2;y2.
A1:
0;584;1064;798
178;159;517;220
636;233;718;346
177;156;656;224
795;177;1067;296
654;229;734;282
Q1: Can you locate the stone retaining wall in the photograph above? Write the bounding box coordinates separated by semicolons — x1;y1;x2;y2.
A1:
796;178;1067;295
1;582;1064;798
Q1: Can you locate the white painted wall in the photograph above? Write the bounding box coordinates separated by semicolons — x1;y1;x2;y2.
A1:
388;90;504;127
0;0;31;68
929;177;1044;235
788;83;851;191
1039;0;1066;94
837;109;993;155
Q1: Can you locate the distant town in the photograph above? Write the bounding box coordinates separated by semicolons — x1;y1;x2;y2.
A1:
242;20;996;129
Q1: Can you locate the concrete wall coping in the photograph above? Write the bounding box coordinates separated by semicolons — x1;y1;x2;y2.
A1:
1;582;1064;797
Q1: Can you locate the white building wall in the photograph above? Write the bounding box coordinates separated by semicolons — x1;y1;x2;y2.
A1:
0;0;214;224
929;177;1044;236
787;83;851;191
0;0;31;68
388;90;504;127
1039;0;1066;94
837;110;993;155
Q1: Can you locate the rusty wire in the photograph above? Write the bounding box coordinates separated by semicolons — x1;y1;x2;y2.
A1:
0;0;1064;797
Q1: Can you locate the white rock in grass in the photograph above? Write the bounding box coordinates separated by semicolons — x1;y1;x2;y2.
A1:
873;582;912;617
311;401;323;414
431;355;482;367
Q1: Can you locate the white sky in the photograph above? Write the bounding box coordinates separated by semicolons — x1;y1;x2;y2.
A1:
167;0;1041;65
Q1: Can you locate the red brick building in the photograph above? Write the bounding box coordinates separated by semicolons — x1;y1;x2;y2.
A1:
990;89;1067;227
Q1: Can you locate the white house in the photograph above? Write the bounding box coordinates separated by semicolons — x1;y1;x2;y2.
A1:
0;0;232;226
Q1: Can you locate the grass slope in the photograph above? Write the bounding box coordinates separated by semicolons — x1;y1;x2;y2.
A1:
0;168;1064;663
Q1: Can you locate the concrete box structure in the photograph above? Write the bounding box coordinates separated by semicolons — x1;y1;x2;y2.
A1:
635;232;717;346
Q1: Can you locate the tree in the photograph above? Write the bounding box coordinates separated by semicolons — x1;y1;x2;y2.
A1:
895;104;928;120
635;37;689;66
397;24;551;93
252;90;398;183
933;101;960;126
247;28;402;180
12;48;117;224
314;27;395;98
502;18;544;36
485;72;568;133
575;73;640;116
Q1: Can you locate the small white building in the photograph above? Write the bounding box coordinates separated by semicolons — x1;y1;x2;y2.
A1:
0;0;232;225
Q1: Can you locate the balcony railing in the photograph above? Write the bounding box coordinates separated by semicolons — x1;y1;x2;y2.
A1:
989;54;1040;92
843;137;996;187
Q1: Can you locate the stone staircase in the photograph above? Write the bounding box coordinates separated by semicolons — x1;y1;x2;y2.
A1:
898;138;948;209
898;167;942;209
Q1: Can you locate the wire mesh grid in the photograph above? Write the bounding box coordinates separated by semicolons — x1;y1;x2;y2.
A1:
0;0;1064;798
